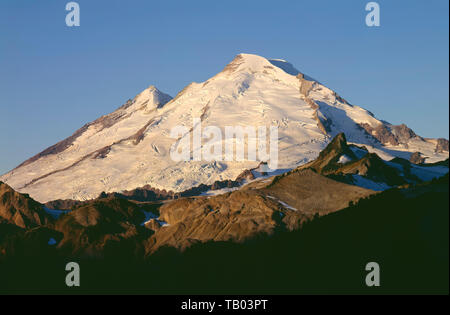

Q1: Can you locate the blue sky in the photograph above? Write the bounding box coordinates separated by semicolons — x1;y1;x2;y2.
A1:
0;0;448;174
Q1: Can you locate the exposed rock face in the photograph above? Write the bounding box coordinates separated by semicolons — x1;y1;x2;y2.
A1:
145;191;285;253
359;123;399;146
174;180;241;198
99;180;241;202
391;124;418;143
44;179;244;210
0;183;62;258
297;73;316;97
99;186;175;203
144;219;162;231
305;98;331;135
0;181;52;229
300;133;357;173
221;54;245;74
335;153;409;186
359;123;423;147
297;74;332;135
53;197;152;257
410;152;426;165
44;199;85;211
436;138;449;153
299;132;424;187
235;169;256;182
235;162;274;182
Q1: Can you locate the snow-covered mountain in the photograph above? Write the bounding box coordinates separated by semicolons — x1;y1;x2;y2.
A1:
1;53;448;202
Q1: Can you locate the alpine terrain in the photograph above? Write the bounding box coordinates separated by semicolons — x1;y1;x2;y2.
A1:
1;53;448;203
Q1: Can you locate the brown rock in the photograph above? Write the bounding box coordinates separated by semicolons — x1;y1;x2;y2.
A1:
435;138;449;153
0;181;53;229
409;152;426;165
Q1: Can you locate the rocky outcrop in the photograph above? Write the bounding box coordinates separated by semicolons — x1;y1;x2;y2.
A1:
359;123;420;147
305;98;331;135
391;124;419;143
222;54;245;74
410;152;426;165
235;169;255;182
98;186;175;203
297;73;316;97
99;180;241;203
0;181;52;229
44;199;85;211
144;190;285;253
297;74;332;135
300;133;357;173
435;138;449;153
144;218;163;231
359;123;399;146
335;153;409;186
44;179;244;210
299;132;424;187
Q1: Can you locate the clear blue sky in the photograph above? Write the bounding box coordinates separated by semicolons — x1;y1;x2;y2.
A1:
0;0;448;174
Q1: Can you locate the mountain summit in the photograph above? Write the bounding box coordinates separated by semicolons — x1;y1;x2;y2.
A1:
1;53;448;202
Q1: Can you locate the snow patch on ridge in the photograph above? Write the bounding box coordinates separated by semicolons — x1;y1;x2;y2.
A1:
338;155;353;164
352;175;391;191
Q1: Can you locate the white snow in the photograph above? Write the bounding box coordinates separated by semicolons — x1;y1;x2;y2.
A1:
156;220;169;227
338;154;353;164
352;175;391;191
277;200;298;211
141;210;158;226
266;195;297;211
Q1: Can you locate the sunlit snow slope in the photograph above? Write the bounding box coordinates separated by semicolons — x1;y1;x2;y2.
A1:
1;54;448;202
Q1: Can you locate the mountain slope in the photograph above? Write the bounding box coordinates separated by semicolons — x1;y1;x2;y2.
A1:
0;181;53;228
52;197;151;257
298;132;448;190
1;54;448;202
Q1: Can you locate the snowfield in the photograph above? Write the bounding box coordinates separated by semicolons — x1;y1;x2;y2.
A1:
0;54;448;202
